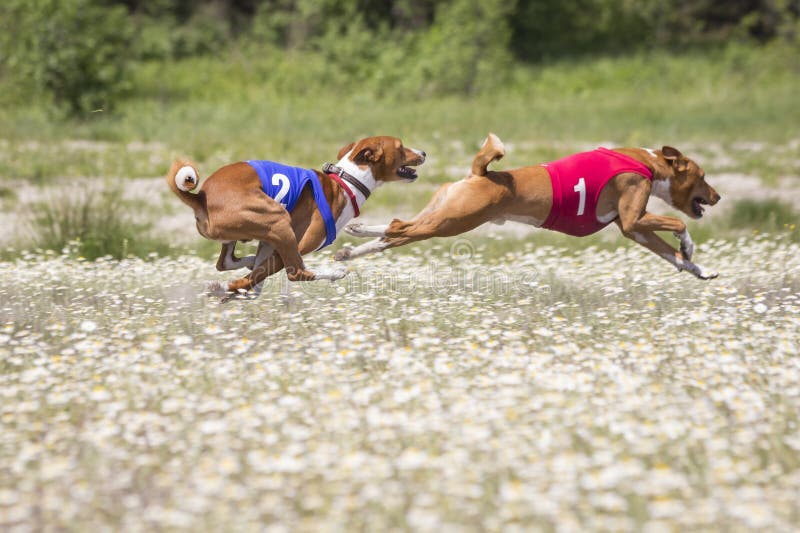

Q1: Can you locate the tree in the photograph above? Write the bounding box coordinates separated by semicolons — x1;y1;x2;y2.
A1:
1;0;134;115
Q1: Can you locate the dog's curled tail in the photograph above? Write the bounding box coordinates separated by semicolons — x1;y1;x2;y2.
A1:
166;158;204;213
471;133;505;177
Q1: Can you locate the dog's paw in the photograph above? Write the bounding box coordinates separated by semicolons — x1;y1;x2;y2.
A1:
334;246;353;261
313;266;349;281
683;262;718;280
344;222;367;236
698;270;719;280
206;280;230;296
218;286;262;304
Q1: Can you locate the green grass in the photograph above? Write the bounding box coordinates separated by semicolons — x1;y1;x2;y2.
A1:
1;39;799;529
0;43;797;185
725;198;799;232
24;185;177;260
0;43;797;259
2;235;799;530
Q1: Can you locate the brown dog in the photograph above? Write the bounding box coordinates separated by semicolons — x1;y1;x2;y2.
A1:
336;134;721;279
166;136;426;298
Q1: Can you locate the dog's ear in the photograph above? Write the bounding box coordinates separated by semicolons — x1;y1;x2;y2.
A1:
355;144;384;165
662;145;688;172
337;142;356;160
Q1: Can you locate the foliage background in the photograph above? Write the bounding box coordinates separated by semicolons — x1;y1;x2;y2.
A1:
1;0;799;113
0;0;798;258
1;5;799;531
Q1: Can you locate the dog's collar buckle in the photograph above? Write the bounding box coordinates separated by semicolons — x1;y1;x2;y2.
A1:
322;163;371;200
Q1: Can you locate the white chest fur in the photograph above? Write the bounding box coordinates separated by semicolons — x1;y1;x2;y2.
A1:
314;152;381;249
650;178;673;206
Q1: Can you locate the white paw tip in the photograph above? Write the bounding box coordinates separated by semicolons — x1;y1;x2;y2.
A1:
320;267;349;280
207;281;229;294
344;224;365;235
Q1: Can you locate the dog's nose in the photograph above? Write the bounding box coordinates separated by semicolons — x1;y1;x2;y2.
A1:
420;151;427;158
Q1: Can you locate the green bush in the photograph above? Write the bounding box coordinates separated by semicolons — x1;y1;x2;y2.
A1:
726;198;799;232
170;3;231;59
29;186;171;260
408;0;516;96
0;0;134;115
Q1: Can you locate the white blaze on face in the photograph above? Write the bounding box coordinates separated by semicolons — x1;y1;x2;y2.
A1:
409;148;426;163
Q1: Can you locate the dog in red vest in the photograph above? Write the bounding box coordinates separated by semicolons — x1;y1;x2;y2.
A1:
337;133;721;279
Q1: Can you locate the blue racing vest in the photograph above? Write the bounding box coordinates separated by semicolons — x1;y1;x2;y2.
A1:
246;160;337;248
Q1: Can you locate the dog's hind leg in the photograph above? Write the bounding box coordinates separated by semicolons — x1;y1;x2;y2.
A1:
342;176;462;243
218;214;347;300
338;183;456;261
215;242;257;271
336;181;459;260
337;178;510;261
210;215;310;298
335;237;391;260
343;223;390;238
210;241;277;299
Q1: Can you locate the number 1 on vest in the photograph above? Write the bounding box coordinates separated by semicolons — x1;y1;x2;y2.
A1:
573;177;586;216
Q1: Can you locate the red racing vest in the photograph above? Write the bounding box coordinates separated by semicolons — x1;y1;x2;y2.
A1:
541;148;652;236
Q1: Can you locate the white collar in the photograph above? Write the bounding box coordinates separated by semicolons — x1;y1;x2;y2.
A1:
333;150;381;207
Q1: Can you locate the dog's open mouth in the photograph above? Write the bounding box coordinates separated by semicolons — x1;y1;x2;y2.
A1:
397;165;418;180
691;197;709;218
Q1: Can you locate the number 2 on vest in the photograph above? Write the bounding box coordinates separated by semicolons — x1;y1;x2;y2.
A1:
272;173;291;207
573;177;586;216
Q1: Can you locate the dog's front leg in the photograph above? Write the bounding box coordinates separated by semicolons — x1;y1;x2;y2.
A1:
616;182;697;262
614;221;717;279
622;212;695;261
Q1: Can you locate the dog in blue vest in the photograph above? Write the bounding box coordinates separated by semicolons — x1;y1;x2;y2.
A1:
166;136;426;300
